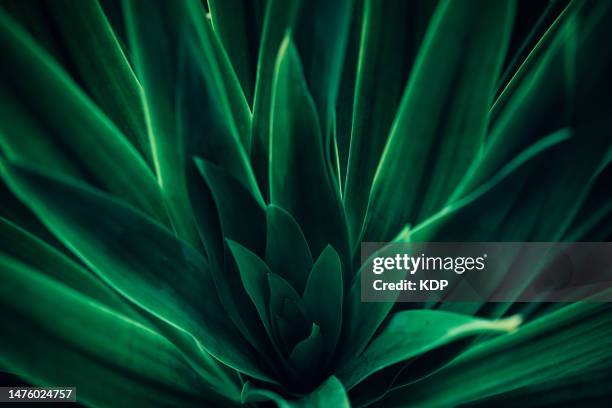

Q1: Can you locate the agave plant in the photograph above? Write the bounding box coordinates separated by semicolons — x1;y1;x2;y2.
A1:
1;0;612;406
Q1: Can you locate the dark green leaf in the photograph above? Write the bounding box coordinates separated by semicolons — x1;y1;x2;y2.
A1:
123;0;256;243
293;0;353;139
288;323;323;378
0;160;273;383
196;159;266;255
251;0;301;192
0;87;81;181
241;375;349;407
265;205;313;293
191;158;276;369
0;254;230;407
46;0;150;163
184;0;253;150
378;303;612;407
453;0;612;199
0;9;167;224
269;35;349;266
268;273;311;354
410;129;573;242
226;239;273;340
343;0;436;245
303;245;343;354
207;0;264;103
0;216;137;319
364;0;515;241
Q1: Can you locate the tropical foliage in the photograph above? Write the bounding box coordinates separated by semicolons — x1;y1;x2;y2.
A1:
1;0;611;406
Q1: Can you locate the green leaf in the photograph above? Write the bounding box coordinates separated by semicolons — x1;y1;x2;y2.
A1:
192;158;275;368
123;0;256;243
207;0;263;103
343;0;436;245
184;0;253;150
364;0;515;241
225;240;302;386
0;179;62;247
251;0;301;192
0;9;167;224
293;0;353;139
295;376;351;408
268;273;311;354
338;310;522;389
303;245;343;354
241;376;349;408
411;122;611;256
0;0;65;60
379;303;612;407
0;160;273;383
453;0;612;200
45;0;150;163
196;159;266;256
0;216;137;319
288;323;323;378
410;128;573;242
177;49;262;206
269;35;349;265
265;205;313;293
268;272;308;327
226;239;274;341
0;87;81;181
339;228;415;367
406;128;601;318
291;0;354;190
0;254;229;407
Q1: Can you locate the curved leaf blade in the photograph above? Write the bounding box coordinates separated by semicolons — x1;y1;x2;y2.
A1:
266;205;313;293
269;35;349;267
303;245;343;355
364;0;516;241
338;310;521;389
0;254;223;407
0;160;273;383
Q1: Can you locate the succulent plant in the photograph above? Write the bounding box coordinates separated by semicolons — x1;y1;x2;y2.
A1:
1;0;612;406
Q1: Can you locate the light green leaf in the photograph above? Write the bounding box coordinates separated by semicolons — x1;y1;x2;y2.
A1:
338;310;522;389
